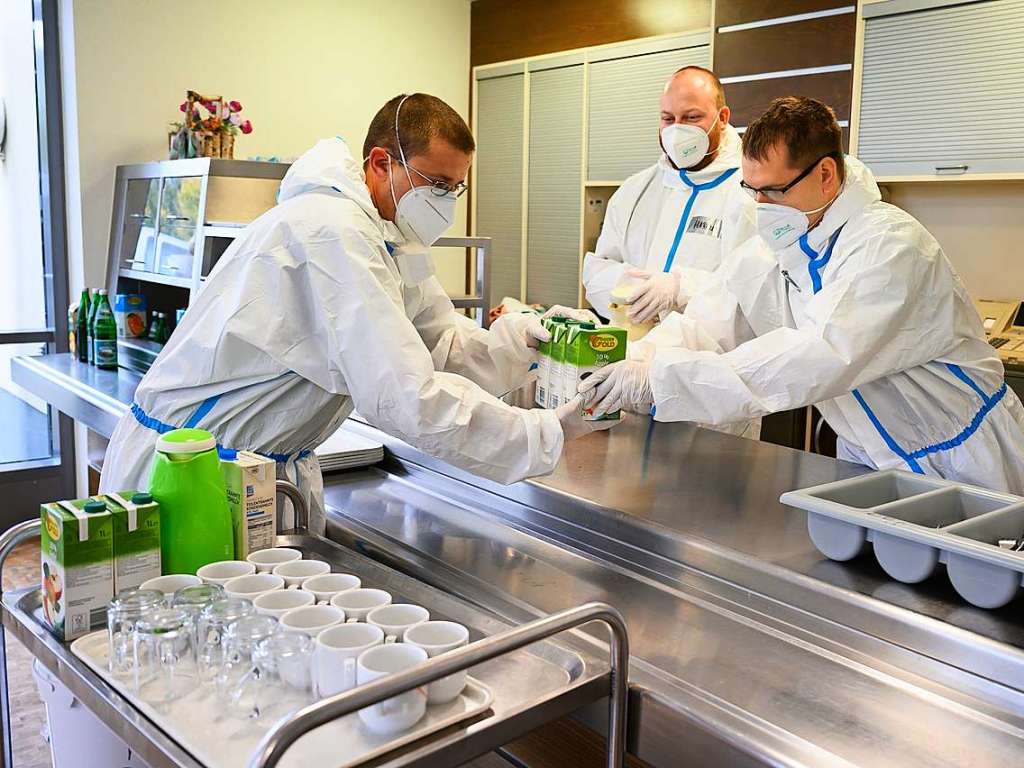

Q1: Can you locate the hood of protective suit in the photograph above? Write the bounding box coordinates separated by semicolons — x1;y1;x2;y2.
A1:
660;123;743;183
278;137;384;226
815;155;882;235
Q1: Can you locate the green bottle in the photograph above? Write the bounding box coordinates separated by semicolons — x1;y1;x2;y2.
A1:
75;288;90;363
148;428;235;573
92;290;118;370
86;290;98;364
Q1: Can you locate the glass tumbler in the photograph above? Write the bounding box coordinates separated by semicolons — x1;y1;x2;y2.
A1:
248;631;314;720
107;588;164;680
195;597;255;689
218;615;279;717
172;583;225;668
134;607;193;704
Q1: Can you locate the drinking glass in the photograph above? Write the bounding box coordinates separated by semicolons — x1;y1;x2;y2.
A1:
218;614;278;715
107;588;164;680
134;607;193;704
248;631;314;720
195;597;254;688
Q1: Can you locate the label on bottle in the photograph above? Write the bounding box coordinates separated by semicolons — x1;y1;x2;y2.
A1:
94;339;118;367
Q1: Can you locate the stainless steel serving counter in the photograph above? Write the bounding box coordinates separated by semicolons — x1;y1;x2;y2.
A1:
12;354;1024;766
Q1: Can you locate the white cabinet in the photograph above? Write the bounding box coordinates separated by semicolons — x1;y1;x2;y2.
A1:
527;61;584;308
858;0;1024;178
475;67;526;308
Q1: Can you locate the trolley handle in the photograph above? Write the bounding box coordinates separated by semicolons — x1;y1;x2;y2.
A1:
249;601;630;768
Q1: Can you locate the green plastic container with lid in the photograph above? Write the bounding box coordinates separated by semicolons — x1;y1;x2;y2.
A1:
148;428;234;574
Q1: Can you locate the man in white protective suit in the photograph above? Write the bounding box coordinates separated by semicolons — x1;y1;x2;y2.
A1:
101;93;618;533
580;97;1024;493
581;65;756;326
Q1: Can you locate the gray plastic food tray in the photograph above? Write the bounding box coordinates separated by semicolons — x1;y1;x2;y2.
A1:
780;470;1024;609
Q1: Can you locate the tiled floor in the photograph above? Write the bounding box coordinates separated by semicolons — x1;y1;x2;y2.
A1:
2;541;51;768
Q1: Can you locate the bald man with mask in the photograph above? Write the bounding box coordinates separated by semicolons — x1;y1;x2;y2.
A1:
582;66;756;325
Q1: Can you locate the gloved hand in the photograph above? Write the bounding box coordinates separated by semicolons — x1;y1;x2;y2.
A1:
493;311;552;350
625;269;681;323
577;360;654;416
556;396;622;441
542;305;602;325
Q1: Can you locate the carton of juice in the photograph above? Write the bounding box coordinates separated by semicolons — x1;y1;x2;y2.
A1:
548;320;579;410
566;325;628;420
535;317;560;409
101;492;161;591
222;450;277;558
40;498;114;641
114;293;147;338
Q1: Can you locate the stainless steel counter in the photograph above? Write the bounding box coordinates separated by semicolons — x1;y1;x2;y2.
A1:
13;354;1024;766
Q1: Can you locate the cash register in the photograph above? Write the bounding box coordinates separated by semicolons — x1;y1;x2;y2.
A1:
974;299;1024;399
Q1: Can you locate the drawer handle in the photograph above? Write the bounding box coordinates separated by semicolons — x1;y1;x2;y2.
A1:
128;213;151;220
163;215;191;223
934;164;968;175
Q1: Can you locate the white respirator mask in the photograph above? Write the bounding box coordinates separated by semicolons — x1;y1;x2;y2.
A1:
756;196;837;251
660;113;720;170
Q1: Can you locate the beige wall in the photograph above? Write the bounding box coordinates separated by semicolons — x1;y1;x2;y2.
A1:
68;0;471;295
883;182;1024;303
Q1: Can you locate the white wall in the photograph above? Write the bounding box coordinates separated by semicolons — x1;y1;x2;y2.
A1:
68;0;472;295
883;182;1024;303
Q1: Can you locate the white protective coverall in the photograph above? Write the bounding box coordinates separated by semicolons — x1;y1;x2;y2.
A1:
638;157;1024;492
581;125;756;318
100;138;563;532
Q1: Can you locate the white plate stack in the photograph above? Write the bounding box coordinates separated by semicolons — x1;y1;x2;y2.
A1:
315;428;384;473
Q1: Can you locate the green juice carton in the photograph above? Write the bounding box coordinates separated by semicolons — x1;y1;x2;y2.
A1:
548;320;579;410
535;317;560;409
101;492;161;591
40;498;114;641
565;324;628;420
222;450;277;558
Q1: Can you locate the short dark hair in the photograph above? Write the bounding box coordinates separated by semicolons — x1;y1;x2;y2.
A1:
742;96;845;182
672;65;726;110
362;93;475;161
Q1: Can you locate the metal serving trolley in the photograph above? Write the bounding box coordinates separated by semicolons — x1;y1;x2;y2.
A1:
0;483;627;768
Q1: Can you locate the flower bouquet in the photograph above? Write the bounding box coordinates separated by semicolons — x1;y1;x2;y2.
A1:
168;90;253;159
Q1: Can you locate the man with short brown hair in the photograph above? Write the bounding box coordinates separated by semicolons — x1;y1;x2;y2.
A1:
101;93;617;532
582;96;1024;491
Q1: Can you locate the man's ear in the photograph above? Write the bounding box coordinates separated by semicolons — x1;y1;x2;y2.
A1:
820;155;840;192
365;147;390;181
718;105;731;128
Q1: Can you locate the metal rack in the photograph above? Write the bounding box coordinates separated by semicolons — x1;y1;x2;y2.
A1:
0;484;626;768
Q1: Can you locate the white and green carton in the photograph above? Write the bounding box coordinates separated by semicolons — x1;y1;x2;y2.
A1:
564;324;628;420
101;491;161;592
40;498;114;641
222;450;277;559
535;317;560;409
547;320;579;410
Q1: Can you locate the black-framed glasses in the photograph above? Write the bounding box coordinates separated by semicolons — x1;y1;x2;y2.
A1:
740;152;840;202
389;153;468;198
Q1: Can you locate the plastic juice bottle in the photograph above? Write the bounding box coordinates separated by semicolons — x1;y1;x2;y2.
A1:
148;428;235;574
75;288;90;362
535;317;559;408
92;290;118;370
86;289;98;364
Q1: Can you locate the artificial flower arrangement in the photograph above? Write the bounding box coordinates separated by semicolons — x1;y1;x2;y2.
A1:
168;90;253;159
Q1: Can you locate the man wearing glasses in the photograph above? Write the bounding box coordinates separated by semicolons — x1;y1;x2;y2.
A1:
581;96;1024;491
101;93;617;533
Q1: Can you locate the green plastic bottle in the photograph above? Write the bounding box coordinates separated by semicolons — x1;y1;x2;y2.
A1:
148;428;234;574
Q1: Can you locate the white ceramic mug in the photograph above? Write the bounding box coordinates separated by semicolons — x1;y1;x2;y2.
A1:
366;604;429;643
196;560;256;585
272;559;330;588
313;622;384;697
279;604;345;636
253;588;316;618
403;621;470;704
246;547;301;573
356;643;428;735
330;588;392;622
223;573;285;600
300;573;361;604
140;574;202;596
